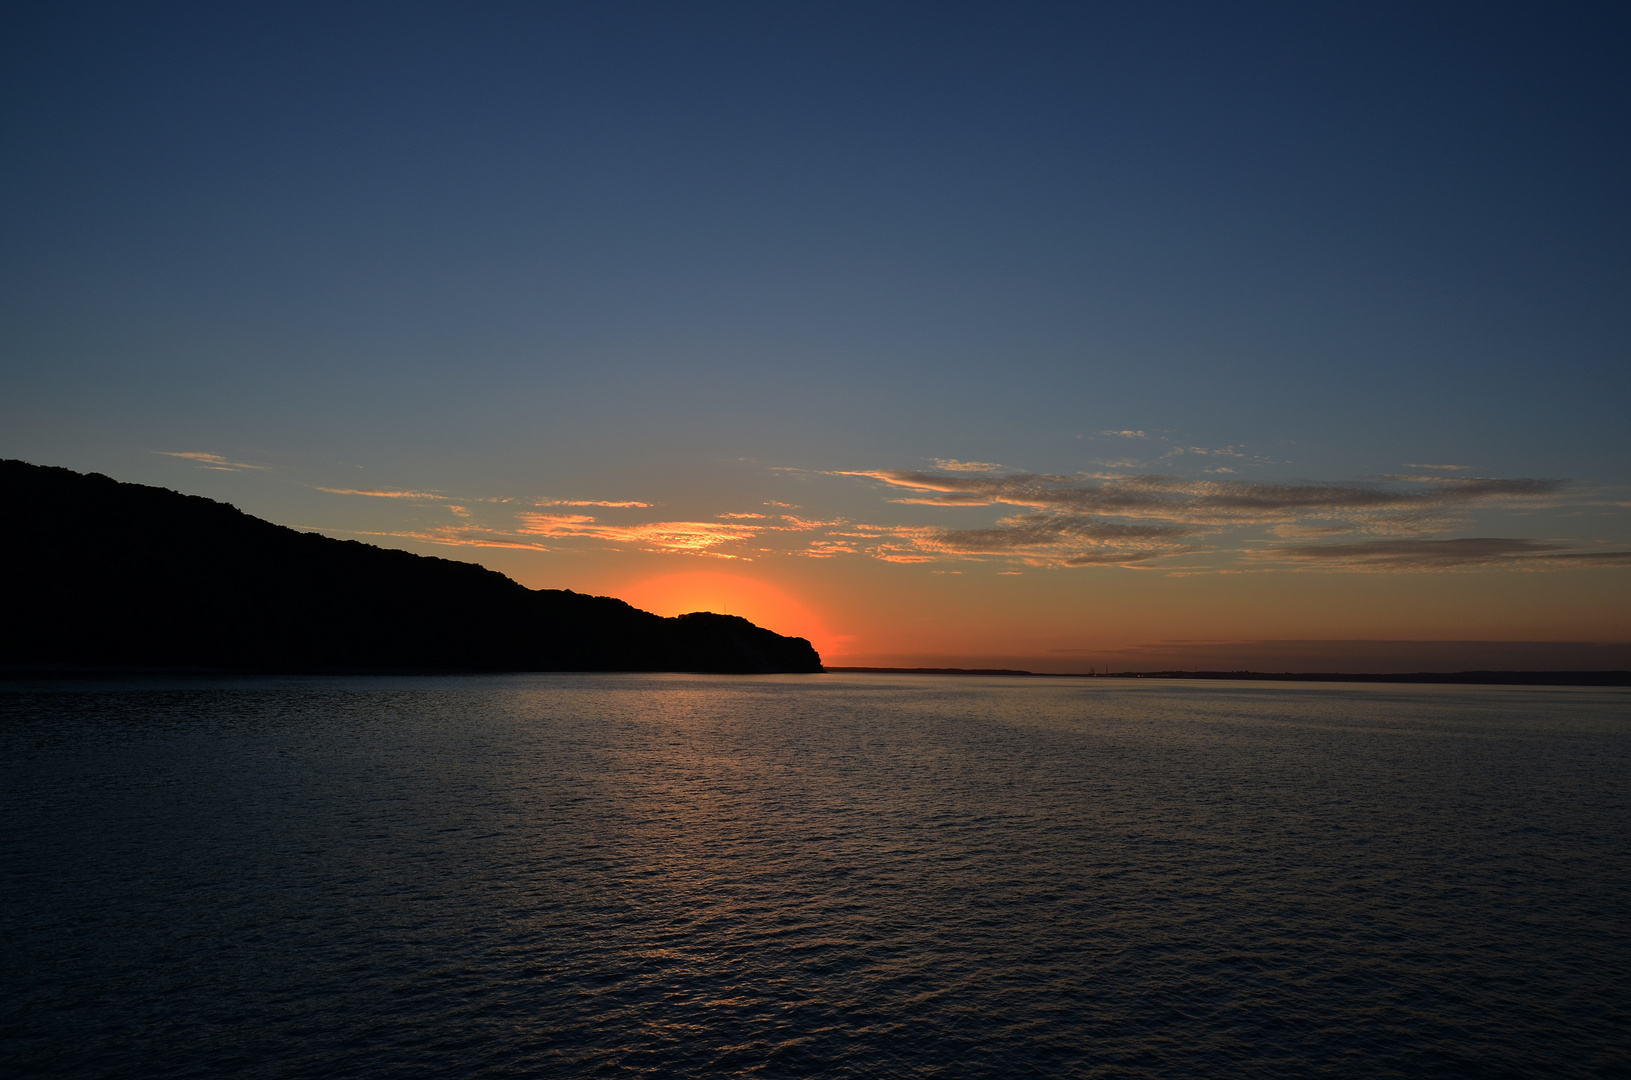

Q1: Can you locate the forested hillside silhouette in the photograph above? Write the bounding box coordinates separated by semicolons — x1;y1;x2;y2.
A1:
1;460;821;673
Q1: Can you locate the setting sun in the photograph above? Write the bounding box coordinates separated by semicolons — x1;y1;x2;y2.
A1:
615;571;838;659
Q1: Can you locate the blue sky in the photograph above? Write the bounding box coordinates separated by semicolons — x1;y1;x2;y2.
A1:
3;2;1628;664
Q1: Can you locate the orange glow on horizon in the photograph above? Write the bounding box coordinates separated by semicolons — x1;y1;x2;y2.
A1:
615;571;843;660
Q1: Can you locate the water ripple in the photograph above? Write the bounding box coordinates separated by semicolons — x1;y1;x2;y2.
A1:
2;674;1627;1077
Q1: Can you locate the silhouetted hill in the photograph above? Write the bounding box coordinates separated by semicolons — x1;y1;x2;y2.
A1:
0;460;821;674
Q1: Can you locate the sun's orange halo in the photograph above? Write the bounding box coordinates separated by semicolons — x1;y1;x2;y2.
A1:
616;571;837;659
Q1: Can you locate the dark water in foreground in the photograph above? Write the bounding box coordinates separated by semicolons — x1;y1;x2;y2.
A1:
2;674;1627;1078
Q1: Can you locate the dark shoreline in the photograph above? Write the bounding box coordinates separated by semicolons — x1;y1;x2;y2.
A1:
825;666;1631;687
0;665;821;680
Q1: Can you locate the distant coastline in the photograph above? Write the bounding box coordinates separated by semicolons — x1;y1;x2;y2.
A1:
825;666;1631;687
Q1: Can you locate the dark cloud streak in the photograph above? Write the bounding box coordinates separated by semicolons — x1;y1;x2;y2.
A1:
832;466;1607;570
847;470;1566;523
1267;537;1631;570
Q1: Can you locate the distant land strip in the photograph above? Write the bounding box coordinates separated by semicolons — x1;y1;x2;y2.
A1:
824;667;1631;687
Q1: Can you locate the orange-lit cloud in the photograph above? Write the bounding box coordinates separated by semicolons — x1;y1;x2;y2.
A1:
536;498;653;507
795;539;859;557
296;461;1626;579
516;512;762;556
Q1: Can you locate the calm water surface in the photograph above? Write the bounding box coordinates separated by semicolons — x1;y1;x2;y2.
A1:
2;674;1627;1078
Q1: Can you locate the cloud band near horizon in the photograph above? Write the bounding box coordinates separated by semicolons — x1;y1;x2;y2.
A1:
164;449;1628;573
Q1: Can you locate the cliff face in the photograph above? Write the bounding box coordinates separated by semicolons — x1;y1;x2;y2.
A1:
1;460;822;674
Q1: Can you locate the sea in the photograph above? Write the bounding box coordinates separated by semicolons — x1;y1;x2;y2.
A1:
2;673;1627;1078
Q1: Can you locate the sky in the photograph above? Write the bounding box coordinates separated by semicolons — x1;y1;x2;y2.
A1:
3;1;1629;670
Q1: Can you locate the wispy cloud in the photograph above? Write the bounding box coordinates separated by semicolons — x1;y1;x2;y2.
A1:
1100;430;1147;439
156;451;270;471
840;469;1563;526
306;481;774;560
773;514;843;530
353;514;762;558
923;514;1199;566
1263;538;1631;571
795;539;859;558
289;459;1623;576
516;512;763;557
346;525;553;551
317;486;442;499
1158;444;1281;467
827;464;1592;570
536;498;652;508
933;458;1007;473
